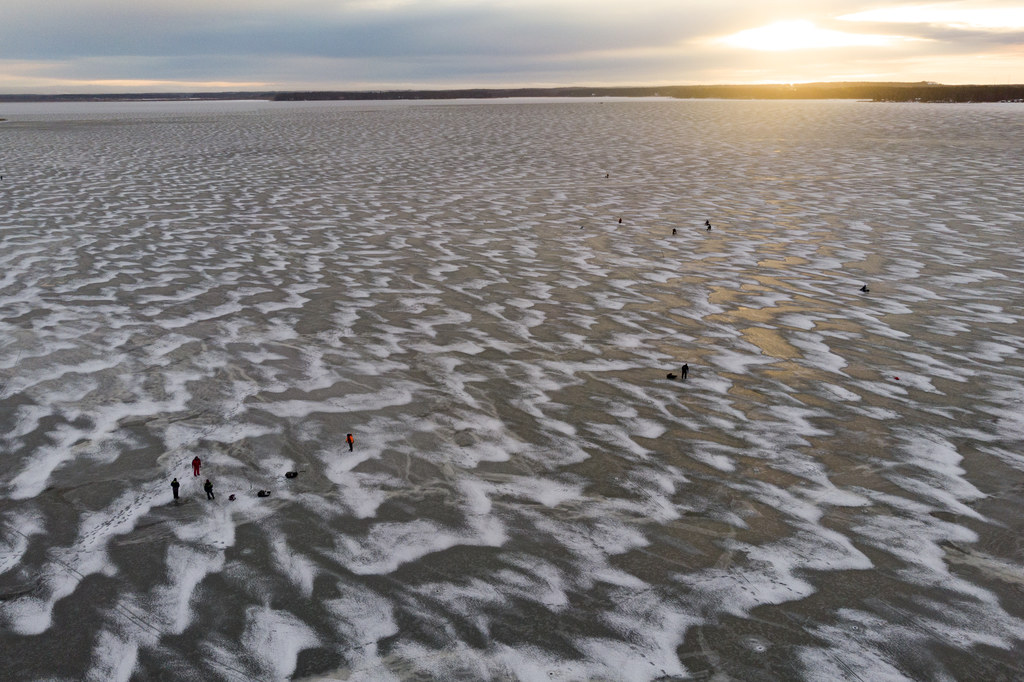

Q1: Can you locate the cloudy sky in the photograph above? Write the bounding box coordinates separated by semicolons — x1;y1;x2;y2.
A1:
2;0;1022;93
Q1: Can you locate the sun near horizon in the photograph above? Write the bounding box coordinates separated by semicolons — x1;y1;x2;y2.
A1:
1;2;1024;93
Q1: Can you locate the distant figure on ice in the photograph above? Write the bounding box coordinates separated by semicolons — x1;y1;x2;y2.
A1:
672;228;677;235
705;220;712;231
192;456;201;477
171;478;180;500
666;372;677;380
618;218;622;224
605;173;609;178
257;490;271;498
346;433;355;452
681;363;689;380
860;284;870;292
204;479;215;500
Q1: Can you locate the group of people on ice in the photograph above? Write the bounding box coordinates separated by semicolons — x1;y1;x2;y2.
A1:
169;434;355;503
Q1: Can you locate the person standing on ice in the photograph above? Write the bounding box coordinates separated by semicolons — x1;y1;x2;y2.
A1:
204;479;215;500
192;456;201;477
681;363;689;380
346;433;354;452
171;478;180;500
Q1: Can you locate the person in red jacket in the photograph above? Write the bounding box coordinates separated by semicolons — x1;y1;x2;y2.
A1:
192;456;201;477
346;434;354;452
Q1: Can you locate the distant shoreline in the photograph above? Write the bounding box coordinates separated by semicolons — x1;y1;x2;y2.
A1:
2;82;1023;104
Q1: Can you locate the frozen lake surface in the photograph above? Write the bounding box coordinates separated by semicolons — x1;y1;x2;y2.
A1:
1;98;1023;680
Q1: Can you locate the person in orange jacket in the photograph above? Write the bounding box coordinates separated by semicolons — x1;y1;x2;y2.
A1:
192;456;201;477
346;434;354;452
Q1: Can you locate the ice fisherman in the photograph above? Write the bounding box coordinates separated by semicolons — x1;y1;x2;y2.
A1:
204;479;215;500
681;363;689;380
171;478;180;500
192;456;202;477
346;433;355;452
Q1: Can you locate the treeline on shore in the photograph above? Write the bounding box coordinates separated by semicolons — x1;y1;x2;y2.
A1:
0;92;278;103
272;83;1024;102
3;83;1023;104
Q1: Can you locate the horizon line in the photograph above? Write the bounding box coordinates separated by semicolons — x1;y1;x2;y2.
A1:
3;81;1024;102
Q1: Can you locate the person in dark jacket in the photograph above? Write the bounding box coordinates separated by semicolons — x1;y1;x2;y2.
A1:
204;479;215;500
192;456;202;477
681;363;689;380
171;478;180;500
